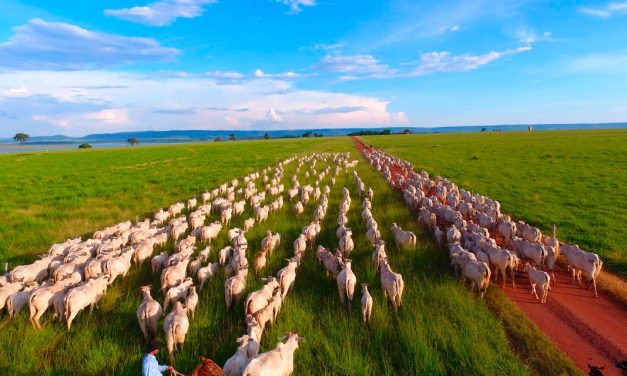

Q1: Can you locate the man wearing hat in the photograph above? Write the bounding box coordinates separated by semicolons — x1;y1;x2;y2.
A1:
142;340;174;376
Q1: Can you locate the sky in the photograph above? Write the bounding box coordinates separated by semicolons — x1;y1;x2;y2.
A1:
1;0;627;137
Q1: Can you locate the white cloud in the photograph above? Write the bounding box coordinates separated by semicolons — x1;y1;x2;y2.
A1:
83;109;131;125
1;87;30;98
266;107;282;123
411;46;531;76
315;54;395;78
105;0;216;26
32;109;131;133
0;70;406;136
254;69;300;79
206;71;244;79
275;0;316;14
449;24;461;32
580;2;627;17
0;19;179;70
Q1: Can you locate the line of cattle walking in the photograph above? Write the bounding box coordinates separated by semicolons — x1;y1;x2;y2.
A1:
359;141;604;303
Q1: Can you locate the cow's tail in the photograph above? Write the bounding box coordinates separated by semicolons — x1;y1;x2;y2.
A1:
6;294;15;317
64;292;71;321
594;254;603;278
244;296;252;315
9;269;18;283
167;322;178;355
410;233;417;247
395;277;404;308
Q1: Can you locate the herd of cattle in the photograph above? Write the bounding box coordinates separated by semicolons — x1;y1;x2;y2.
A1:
1;151;391;376
360;141;604;302
0;140;608;375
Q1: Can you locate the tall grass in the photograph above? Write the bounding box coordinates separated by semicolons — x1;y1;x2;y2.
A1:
0;137;579;375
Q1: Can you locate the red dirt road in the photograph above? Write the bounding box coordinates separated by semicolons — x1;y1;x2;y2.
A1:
505;268;627;375
352;136;627;375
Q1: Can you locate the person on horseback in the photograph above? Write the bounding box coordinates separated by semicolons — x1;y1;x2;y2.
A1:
142;340;174;376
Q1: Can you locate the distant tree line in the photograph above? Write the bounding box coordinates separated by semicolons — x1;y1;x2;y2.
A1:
347;129;392;136
302;131;323;138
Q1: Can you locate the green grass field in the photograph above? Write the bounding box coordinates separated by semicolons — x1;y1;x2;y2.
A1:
364;129;627;278
0;137;582;375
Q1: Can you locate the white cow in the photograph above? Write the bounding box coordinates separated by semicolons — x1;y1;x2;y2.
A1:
462;260;491;300
197;262;219;290
64;275;109;330
28;273;81;329
223;335;254;376
261;231;281;254
161;258;190;291
243;218;256;231
371;240;387;271
293;234;307;257
185;286;198;319
336;260;357;312
339;229;354;258
104;248;134;285
361;283;373;325
390;223;416;250
379;259;404;311
277;259;298;300
561;244;603;297
163;301;189;358
293;201;304;216
221;207;233;226
225;268;247;311
136;285;163;341
7;283;38;318
241;332;304;376
163;277;193;312
524;263;550;303
244;277;280;317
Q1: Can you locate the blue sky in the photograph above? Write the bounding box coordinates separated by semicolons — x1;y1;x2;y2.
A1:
0;0;626;136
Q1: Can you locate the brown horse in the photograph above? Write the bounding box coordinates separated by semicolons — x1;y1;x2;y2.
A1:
191;356;222;376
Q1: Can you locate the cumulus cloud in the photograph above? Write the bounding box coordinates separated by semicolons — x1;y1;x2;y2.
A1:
411;46;531;76
105;0;216;26
266;107;282;122
275;0;316;14
32;109;131;132
580;2;627;17
0;70;407;136
0;19;179;70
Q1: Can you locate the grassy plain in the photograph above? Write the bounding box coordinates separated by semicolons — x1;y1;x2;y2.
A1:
0;137;579;375
363;129;627;277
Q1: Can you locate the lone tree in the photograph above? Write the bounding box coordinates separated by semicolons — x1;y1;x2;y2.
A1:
13;133;30;152
263;132;270;140
127;137;138;146
229;133;237;141
78;143;92;149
